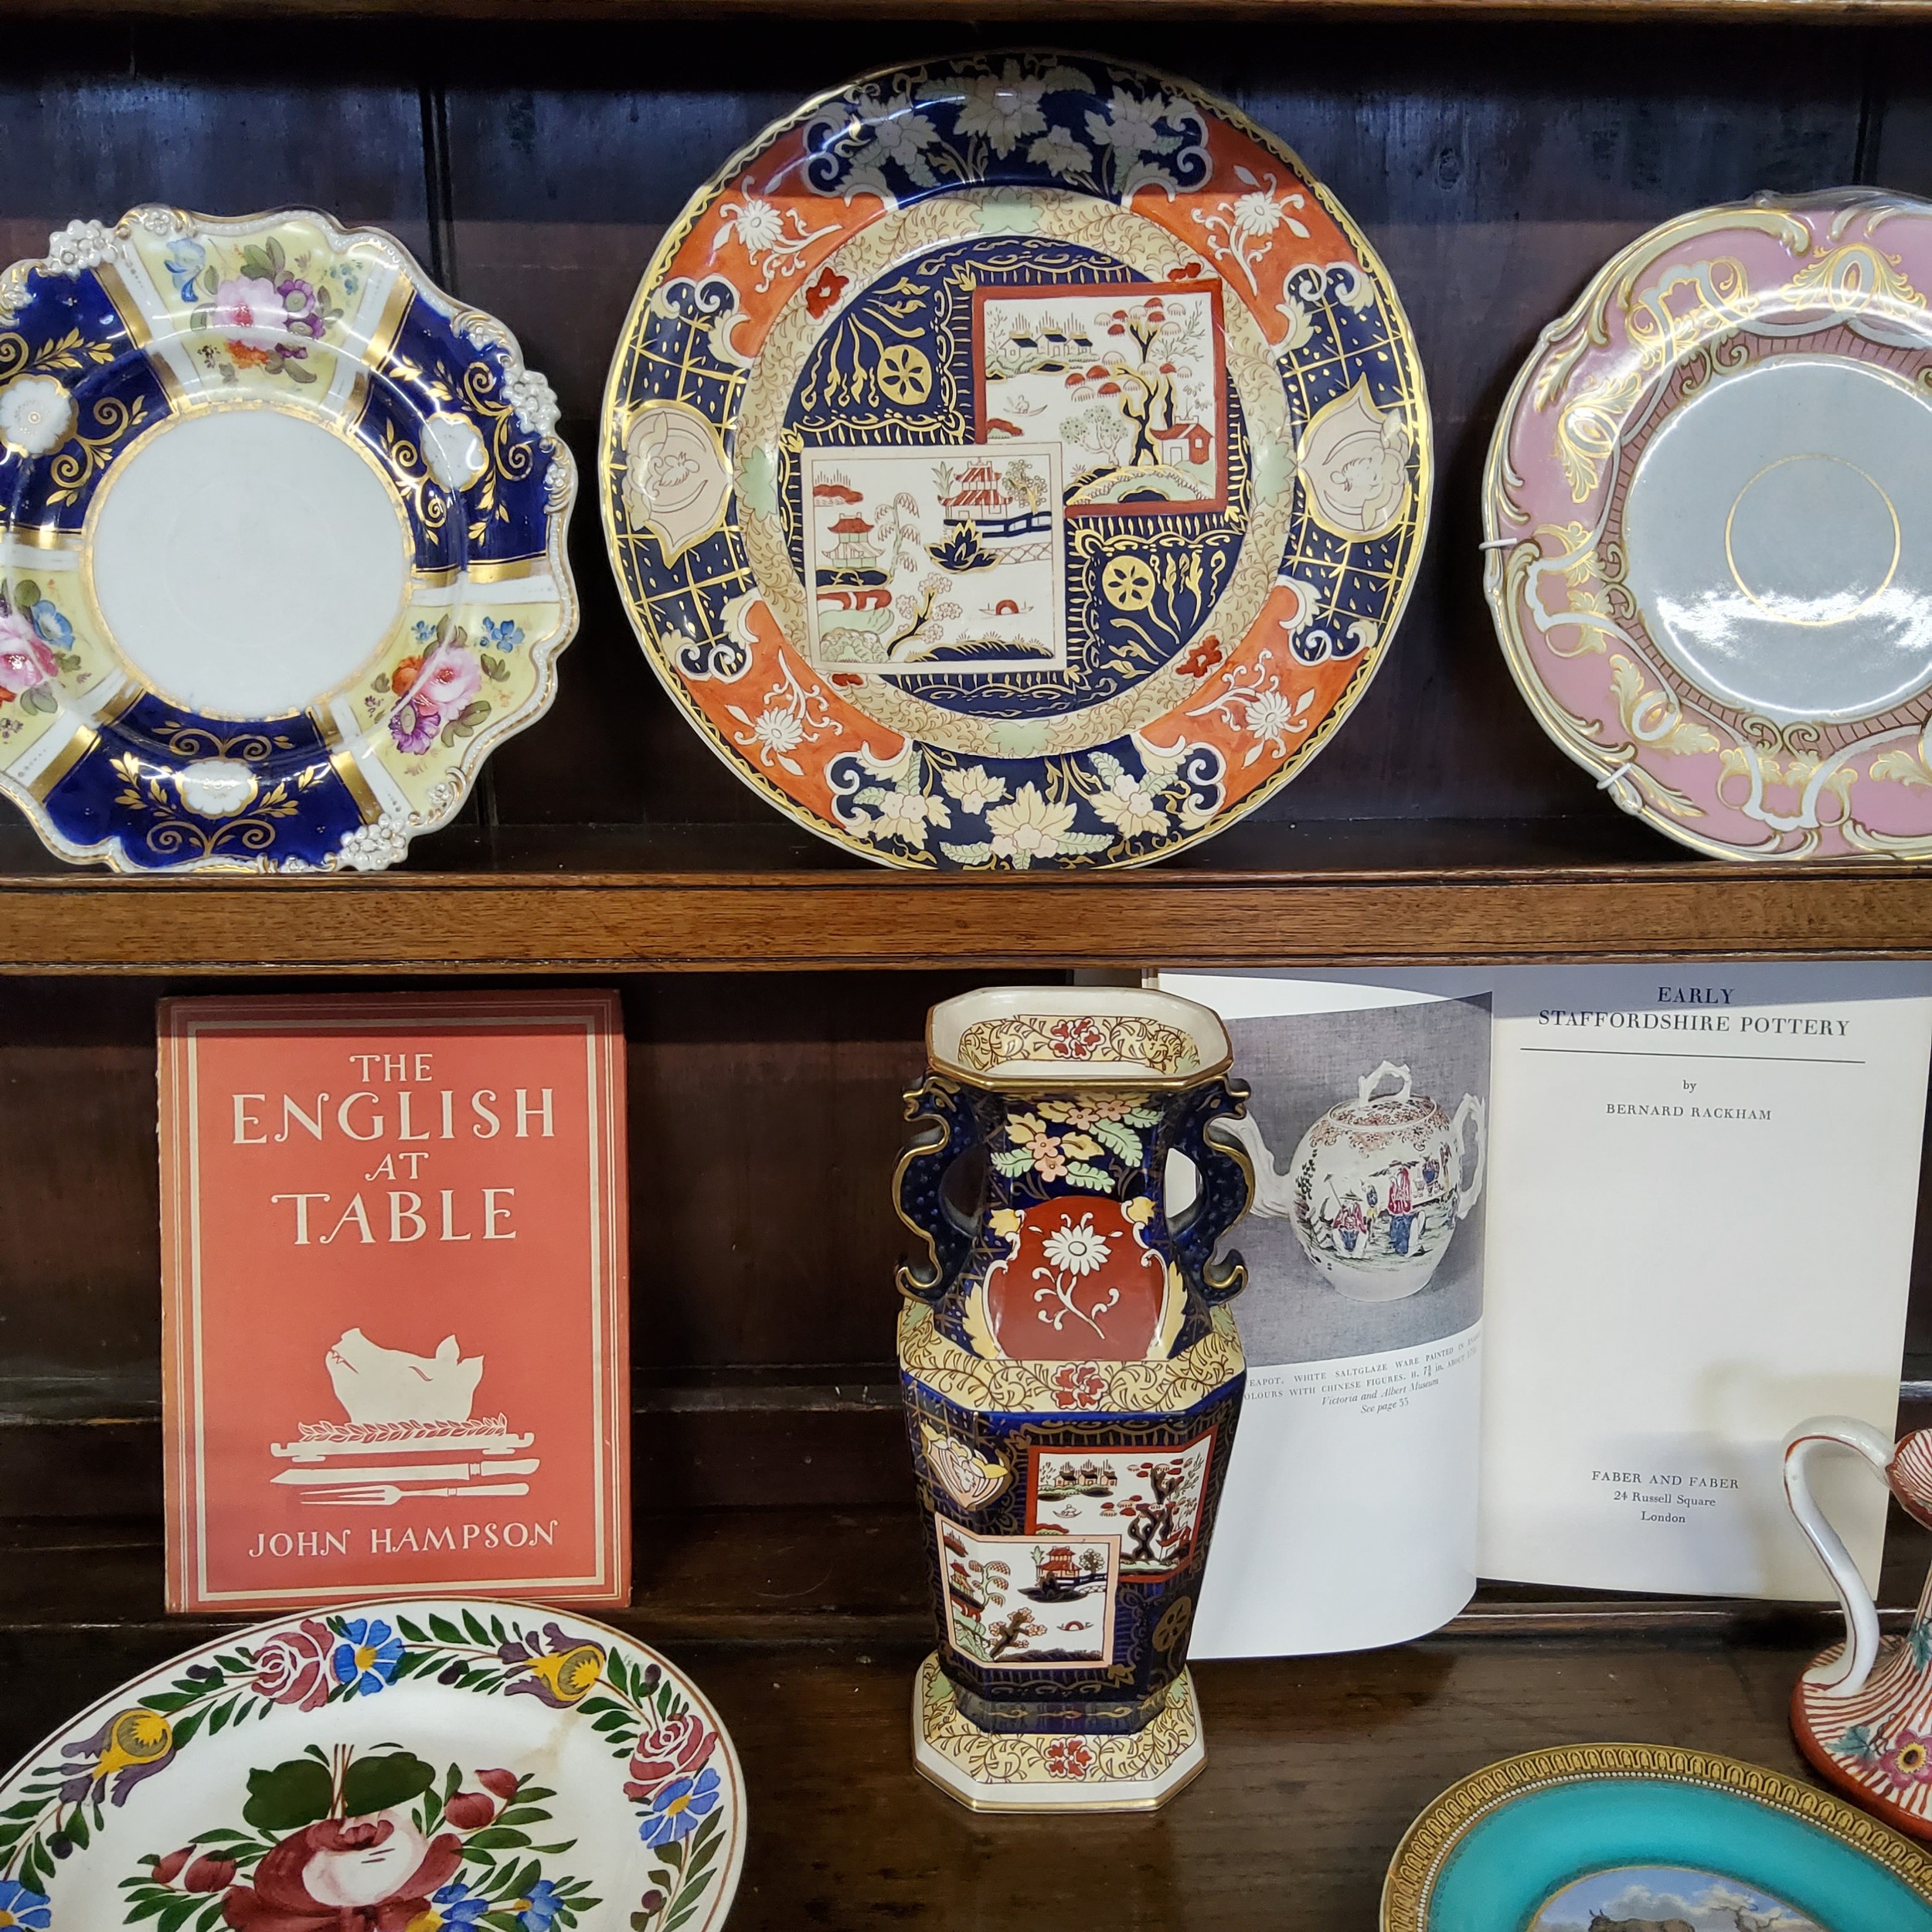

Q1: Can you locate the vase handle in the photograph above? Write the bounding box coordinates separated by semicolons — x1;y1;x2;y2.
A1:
1172;1076;1255;1305
894;1073;976;1304
1783;1414;1896;1698
1451;1094;1486;1220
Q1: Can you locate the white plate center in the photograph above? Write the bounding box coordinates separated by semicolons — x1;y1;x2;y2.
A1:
1623;354;1932;723
88;405;410;718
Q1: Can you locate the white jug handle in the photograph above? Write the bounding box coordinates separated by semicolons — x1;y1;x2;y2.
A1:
1451;1094;1486;1219
1783;1415;1895;1698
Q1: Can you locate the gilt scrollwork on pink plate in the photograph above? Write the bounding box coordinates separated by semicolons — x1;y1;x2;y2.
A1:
1485;189;1932;860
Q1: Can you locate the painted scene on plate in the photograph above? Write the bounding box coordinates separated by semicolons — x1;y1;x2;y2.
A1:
1529;1866;1824;1931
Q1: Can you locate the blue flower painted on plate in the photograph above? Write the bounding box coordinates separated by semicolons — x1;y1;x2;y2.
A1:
331;1617;403;1695
0;1879;53;1930
638;1767;722;1846
481;617;524;651
514;1876;566;1930
422;1880;492;1929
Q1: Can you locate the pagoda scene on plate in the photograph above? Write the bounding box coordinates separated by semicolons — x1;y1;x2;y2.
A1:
894;988;1255;1810
804;444;1065;673
604;51;1429;869
269;1328;539;1509
1228;1060;1486;1302
0;1598;744;1932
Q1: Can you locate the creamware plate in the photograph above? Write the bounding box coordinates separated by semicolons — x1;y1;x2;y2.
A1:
602;53;1429;869
1487;189;1932;859
0;1597;743;1930
0;206;576;871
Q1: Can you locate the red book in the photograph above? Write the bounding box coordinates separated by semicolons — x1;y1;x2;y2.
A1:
159;992;629;1612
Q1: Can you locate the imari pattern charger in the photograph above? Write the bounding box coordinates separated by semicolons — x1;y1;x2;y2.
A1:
603;53;1429;869
0;206;574;872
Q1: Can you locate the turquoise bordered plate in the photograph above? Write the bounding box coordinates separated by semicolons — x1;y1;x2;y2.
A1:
0;206;575;872
601;51;1428;869
1383;1743;1932;1931
0;1595;744;1932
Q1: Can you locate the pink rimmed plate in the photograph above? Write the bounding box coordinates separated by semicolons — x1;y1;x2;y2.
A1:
1486;188;1932;859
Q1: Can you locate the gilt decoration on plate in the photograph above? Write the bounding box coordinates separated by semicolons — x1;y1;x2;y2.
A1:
602;53;1429;869
0;206;576;872
1487;189;1932;861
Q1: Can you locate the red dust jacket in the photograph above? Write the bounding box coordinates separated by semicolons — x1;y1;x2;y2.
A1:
159;992;629;1613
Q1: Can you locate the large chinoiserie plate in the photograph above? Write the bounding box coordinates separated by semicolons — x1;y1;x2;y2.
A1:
1382;1742;1932;1931
0;1597;743;1932
602;53;1429;869
0;206;575;872
1487;188;1932;861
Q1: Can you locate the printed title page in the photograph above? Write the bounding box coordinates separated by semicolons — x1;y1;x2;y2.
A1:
1478;964;1932;1600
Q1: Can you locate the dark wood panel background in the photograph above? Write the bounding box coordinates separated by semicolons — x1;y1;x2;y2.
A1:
0;22;1926;1569
0;15;1900;845
2;968;1929;1531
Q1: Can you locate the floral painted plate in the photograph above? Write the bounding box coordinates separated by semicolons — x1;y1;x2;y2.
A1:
1382;1743;1932;1931
0;206;575;871
0;1597;744;1931
1486;189;1932;860
601;52;1428;869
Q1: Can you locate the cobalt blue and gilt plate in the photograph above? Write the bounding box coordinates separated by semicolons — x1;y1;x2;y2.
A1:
0;206;576;872
1382;1743;1932;1931
601;53;1429;869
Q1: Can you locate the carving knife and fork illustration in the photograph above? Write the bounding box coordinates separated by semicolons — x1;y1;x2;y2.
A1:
277;1458;539;1507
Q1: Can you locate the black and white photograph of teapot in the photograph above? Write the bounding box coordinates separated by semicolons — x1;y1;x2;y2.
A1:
1225;1061;1485;1302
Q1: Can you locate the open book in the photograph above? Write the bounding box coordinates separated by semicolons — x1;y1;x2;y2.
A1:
1162;964;1932;1656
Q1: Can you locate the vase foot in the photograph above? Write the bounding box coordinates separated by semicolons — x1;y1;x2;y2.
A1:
910;1652;1206;1813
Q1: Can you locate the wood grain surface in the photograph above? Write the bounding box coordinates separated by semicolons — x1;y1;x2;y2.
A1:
0;851;1930;970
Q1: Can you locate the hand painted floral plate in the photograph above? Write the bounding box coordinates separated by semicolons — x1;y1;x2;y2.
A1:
0;1597;743;1932
1487;188;1932;860
602;52;1428;869
1382;1743;1932;1931
0;206;575;872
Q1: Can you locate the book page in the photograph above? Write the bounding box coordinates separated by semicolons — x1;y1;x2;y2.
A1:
1164;971;1489;1655
1478;963;1932;1600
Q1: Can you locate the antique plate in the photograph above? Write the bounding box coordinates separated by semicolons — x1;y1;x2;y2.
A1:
1486;188;1932;860
1382;1742;1932;1931
0;206;575;872
601;52;1428;869
0;1596;743;1931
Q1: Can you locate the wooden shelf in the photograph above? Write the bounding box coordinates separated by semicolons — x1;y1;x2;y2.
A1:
2;821;1930;973
2;1508;1920;1928
21;0;1932;19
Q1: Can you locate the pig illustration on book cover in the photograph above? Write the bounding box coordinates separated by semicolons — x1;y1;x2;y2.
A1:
158;992;629;1611
266;1330;541;1508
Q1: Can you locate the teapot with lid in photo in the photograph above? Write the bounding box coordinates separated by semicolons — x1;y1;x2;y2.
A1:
1226;1060;1485;1302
